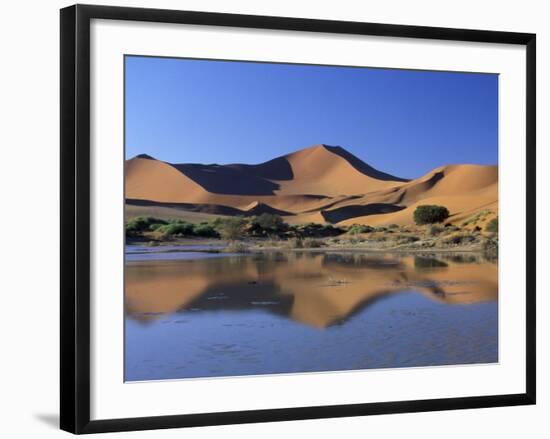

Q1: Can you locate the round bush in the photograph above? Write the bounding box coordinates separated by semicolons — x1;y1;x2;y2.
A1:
413;205;450;225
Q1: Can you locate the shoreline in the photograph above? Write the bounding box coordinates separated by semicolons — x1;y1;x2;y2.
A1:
126;239;496;256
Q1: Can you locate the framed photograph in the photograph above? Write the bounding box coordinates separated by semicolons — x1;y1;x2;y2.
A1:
60;4;536;434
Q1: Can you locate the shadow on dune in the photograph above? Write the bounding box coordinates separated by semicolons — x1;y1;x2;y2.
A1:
394;171;445;203
229;156;295;181
325;145;409;182
172;163;282;195
126;198;245;216
126;198;293;217
321;203;406;223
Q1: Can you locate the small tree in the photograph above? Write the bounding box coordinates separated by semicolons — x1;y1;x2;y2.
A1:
413;205;449;225
215;217;247;241
252;213;286;234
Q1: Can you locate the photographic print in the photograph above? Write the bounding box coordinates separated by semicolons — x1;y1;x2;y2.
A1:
124;56;499;382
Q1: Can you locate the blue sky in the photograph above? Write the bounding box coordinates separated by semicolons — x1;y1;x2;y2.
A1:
125;56;498;179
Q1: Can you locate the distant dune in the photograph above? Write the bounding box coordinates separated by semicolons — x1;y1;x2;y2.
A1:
125;144;497;226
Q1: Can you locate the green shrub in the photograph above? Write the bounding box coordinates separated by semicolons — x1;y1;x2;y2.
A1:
125;216;167;234
413;205;450;225
156;222;194;237
486;217;498;233
193;223;219;238
348;224;374;235
388;224;399;229
148;223;165;231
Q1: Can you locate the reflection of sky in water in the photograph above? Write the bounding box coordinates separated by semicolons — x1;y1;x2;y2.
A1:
125;245;227;261
125;251;498;381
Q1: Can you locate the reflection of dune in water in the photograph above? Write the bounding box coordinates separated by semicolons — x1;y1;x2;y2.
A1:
125;252;497;328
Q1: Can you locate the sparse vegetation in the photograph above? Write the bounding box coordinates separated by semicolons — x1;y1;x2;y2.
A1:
348;224;374;235
413;205;450;225
289;222;344;238
462;210;490;227
482;236;498;259
443;233;477;246
427;225;443;236
125;211;496;256
125;216;220;239
225;241;250;253
302;238;324;248
125;216;167;235
397;235;420;244
289;237;304;248
486;217;498;233
443;224;460;233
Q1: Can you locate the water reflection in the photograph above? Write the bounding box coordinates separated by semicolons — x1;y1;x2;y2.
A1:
125;251;497;328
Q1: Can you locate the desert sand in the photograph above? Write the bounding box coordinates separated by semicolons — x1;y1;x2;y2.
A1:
125;144;497;227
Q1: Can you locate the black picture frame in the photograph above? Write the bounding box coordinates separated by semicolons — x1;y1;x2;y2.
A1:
60;4;536;434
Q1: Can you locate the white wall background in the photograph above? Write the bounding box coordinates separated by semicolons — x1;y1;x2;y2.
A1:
0;0;546;437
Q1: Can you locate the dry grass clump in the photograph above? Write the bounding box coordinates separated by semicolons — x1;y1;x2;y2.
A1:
442;233;477;246
482;237;498;259
347;224;374;235
225;241;250;253
302;238;324;248
462;210;490;227
396;235;420;244
427;225;443;236
288;237;304;248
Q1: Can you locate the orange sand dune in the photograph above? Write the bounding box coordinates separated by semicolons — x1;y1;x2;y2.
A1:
126;155;207;203
339;184;498;227
125;144;497;226
270;144;406;196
